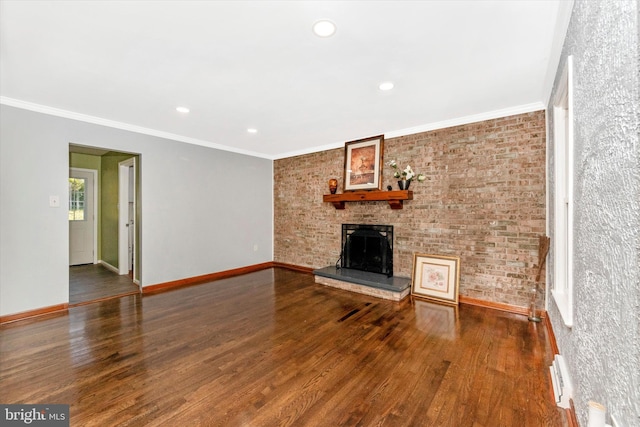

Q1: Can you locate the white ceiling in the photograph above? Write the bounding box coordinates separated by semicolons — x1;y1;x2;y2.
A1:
0;1;572;160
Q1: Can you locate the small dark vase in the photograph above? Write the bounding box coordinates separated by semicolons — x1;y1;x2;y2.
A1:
398;179;411;190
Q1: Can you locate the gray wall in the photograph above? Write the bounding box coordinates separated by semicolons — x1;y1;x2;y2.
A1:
0;105;273;316
547;1;639;426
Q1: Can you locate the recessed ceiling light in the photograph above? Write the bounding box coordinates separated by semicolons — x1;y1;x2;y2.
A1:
176;106;190;113
313;20;336;37
247;128;258;134
378;82;395;91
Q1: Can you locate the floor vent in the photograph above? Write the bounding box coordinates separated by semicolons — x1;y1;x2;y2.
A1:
550;354;573;409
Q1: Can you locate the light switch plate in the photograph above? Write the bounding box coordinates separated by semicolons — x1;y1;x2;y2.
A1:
49;195;60;207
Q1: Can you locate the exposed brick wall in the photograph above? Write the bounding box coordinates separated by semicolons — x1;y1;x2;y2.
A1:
274;111;546;308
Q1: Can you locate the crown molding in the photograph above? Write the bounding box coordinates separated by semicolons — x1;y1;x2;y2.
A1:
274;102;545;159
0;96;273;160
540;0;575;105
3;96;544;161
383;102;545;140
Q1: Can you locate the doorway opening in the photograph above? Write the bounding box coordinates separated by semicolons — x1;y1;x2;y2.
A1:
69;144;141;306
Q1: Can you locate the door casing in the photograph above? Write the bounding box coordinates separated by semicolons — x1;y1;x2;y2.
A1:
118;158;138;287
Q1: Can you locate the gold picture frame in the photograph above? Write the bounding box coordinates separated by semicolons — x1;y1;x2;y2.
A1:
411;254;460;305
343;135;384;191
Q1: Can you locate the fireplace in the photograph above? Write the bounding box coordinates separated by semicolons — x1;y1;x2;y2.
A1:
341;224;393;277
313;224;408;300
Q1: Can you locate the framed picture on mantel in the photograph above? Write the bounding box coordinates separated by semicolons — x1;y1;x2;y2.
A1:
343;135;384;191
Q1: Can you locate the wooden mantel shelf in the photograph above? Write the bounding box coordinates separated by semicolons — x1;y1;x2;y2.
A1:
323;190;413;210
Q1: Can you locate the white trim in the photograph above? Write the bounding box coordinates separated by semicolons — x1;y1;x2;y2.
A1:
69;167;98;265
271;160;275;262
550;354;573;409
99;260;119;274
0;96;272;160
383;102;545;139
274;102;545;160
552;55;574;327
118;157;136;278
541;0;575;104
545;111;550;312
275;140;350;160
4;96;546;162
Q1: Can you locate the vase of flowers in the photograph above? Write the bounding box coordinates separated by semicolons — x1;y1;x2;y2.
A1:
388;160;425;190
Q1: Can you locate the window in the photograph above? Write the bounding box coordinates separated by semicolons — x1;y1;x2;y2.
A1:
69;177;86;221
552;55;574;327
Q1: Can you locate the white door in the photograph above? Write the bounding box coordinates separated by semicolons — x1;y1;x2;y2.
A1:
69;169;96;265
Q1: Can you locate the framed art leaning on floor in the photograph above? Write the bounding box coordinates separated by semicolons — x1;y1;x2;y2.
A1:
411;254;460;305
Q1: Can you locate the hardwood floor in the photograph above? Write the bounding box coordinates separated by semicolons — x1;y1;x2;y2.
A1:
0;269;566;426
69;263;139;305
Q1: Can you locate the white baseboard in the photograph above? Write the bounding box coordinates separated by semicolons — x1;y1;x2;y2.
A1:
99;260;119;274
550;354;573;409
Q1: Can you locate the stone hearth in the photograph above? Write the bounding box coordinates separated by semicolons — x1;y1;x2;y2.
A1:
313;266;411;301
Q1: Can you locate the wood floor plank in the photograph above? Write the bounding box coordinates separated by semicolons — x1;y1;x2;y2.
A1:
69;264;139;305
0;268;566;426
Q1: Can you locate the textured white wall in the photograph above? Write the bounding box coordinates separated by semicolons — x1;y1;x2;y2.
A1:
0;105;273;316
547;1;640;426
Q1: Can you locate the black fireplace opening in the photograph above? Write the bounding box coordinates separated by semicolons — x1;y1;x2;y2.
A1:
341;224;393;277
